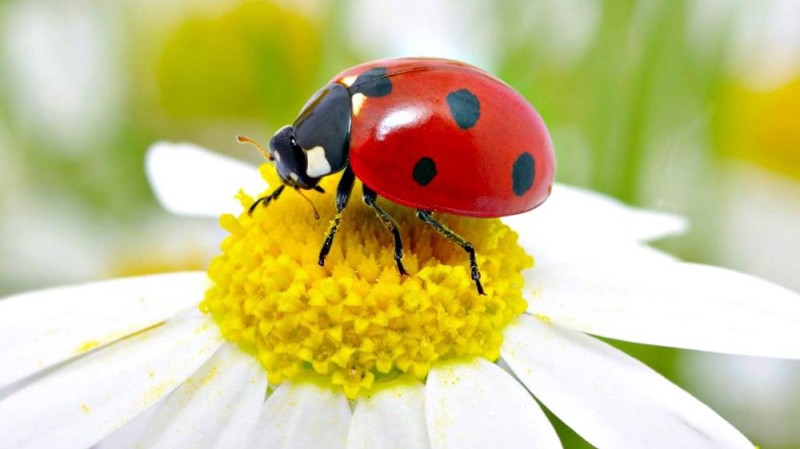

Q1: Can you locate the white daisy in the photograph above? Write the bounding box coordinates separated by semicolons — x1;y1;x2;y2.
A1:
1;143;798;449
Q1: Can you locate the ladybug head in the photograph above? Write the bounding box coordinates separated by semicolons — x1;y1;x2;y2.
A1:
269;126;321;190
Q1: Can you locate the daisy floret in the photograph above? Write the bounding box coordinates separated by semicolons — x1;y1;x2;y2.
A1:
203;167;531;398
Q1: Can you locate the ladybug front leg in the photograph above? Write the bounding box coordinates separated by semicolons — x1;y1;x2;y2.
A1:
318;165;356;267
248;185;285;216
416;210;485;295
362;186;408;276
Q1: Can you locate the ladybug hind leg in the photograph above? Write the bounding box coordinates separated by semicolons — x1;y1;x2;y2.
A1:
415;210;485;295
362;186;408;276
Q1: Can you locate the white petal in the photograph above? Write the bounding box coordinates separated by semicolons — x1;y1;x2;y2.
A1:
0;312;223;449
525;262;800;359
426;359;561;449
347;380;430;449
504;184;687;262
545;184;688;241
146;142;265;217
504;184;686;266
0;272;208;389
526;237;678;267
249;382;351;449
502;315;752;449
98;343;267;449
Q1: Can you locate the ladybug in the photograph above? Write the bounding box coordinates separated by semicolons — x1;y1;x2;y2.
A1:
243;57;555;294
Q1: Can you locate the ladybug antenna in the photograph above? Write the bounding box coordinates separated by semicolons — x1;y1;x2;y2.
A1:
237;135;274;161
295;189;321;220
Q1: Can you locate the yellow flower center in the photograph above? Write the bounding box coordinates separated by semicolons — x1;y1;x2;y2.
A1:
202;165;533;398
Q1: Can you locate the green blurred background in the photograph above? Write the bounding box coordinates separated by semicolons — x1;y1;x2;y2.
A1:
1;0;798;447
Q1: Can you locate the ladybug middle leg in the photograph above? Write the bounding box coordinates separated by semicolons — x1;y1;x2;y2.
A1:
318;169;407;276
362;186;408;276
415;210;485;295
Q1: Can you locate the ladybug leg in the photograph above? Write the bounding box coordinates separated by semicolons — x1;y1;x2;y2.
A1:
318;165;356;267
415;210;485;295
362;186;408;276
248;185;285;216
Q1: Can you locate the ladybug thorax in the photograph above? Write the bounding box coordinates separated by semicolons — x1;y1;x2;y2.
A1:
268;83;352;189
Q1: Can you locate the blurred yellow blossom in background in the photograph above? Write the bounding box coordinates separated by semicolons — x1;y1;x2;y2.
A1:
717;78;800;179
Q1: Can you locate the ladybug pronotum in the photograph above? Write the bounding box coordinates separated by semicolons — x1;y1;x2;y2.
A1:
243;57;556;295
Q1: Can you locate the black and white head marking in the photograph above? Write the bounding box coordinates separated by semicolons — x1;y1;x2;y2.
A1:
292;83;352;179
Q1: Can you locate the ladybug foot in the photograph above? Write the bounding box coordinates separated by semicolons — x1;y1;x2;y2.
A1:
416;210;486;296
471;265;485;296
318;212;344;267
394;258;408;277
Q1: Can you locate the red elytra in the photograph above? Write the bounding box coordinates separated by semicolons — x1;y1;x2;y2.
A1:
333;57;555;218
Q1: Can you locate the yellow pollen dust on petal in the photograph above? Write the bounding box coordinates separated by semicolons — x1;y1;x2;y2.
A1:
201;165;533;399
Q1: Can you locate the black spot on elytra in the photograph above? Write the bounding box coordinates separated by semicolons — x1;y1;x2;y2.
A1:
446;89;480;129
512;152;535;197
349;67;392;97
413;157;437;186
